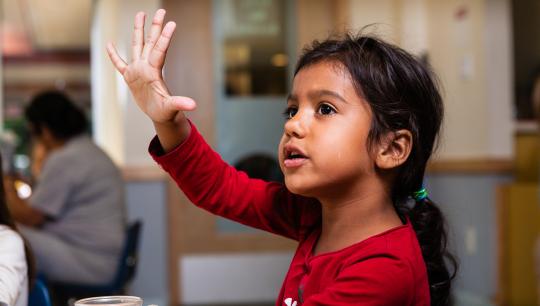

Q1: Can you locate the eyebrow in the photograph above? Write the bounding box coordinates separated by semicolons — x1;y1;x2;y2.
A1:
287;90;349;104
286;93;297;102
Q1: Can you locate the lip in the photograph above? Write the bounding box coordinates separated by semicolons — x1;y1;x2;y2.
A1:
283;158;308;168
283;143;309;168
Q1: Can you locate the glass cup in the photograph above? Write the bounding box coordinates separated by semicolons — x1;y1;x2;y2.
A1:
74;296;143;306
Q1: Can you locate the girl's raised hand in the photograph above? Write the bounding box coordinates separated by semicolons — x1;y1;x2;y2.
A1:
106;9;196;124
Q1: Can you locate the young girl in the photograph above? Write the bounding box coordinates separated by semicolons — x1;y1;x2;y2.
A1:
107;9;456;306
0;154;35;306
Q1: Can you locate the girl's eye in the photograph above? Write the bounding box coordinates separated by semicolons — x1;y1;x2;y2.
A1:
283;106;298;120
317;103;336;116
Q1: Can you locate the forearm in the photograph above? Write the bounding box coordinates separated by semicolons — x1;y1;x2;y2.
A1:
153;112;191;153
151;123;303;240
5;190;45;227
14;206;45;227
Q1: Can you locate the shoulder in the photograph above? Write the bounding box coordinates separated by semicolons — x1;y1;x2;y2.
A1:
335;224;428;302
53;136;118;172
0;225;26;263
341;254;416;283
345;221;425;264
0;226;28;306
0;225;24;251
63;135;101;157
336;254;417;304
43;138;85;170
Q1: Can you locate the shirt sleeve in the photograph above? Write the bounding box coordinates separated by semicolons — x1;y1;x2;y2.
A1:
29;151;73;218
0;229;28;306
303;257;416;306
149;121;316;241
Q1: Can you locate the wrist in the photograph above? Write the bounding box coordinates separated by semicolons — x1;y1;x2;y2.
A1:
153;113;191;153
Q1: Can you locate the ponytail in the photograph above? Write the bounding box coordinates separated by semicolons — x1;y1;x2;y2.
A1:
408;197;457;305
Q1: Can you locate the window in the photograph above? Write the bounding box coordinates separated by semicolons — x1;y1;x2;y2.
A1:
221;0;289;96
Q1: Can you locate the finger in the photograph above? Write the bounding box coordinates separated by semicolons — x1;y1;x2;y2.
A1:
168;96;197;111
141;9;166;60
106;43;128;74
148;21;176;68
131;11;146;61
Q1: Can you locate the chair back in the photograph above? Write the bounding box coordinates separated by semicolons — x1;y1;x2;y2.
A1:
28;278;52;306
110;220;142;291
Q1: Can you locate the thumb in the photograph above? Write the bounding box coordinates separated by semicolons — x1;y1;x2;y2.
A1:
167;96;197;111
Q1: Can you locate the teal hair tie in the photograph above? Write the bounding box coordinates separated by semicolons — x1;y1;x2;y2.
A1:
412;188;428;202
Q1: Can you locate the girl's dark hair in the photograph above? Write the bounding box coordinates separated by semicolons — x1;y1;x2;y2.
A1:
25;90;88;140
0;154;36;288
295;33;457;305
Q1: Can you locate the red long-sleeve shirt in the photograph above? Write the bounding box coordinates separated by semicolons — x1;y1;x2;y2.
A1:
149;122;430;306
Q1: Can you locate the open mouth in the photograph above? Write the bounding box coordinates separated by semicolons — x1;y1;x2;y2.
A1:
286;151;307;160
283;147;308;168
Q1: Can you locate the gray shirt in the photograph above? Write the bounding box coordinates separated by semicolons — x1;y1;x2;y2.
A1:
30;135;125;256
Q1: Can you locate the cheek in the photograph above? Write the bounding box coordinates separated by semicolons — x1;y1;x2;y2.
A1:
318;128;371;168
277;135;286;166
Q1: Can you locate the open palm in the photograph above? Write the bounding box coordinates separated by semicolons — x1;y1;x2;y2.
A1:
106;9;196;124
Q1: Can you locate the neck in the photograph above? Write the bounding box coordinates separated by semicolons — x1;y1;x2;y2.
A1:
44;137;66;151
314;178;402;255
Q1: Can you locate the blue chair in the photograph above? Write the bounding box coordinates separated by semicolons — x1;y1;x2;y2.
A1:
50;221;142;302
29;278;52;306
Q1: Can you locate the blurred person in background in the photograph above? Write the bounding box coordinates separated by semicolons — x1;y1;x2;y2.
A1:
29;140;48;183
532;67;540;306
3;90;126;285
0;153;34;306
530;67;540;121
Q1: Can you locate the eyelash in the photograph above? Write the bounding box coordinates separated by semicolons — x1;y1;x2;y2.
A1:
283;106;298;120
317;103;336;116
283;103;337;120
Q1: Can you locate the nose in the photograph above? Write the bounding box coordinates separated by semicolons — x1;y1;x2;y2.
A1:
284;109;308;139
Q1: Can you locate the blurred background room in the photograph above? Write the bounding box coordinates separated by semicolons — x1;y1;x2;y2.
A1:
1;0;539;305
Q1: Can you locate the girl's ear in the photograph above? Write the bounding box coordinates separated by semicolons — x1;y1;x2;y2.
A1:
374;130;413;170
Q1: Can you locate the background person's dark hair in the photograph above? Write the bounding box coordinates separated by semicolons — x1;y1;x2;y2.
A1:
235;154;284;183
527;65;540;120
25;90;88;140
295;33;457;305
0;153;36;288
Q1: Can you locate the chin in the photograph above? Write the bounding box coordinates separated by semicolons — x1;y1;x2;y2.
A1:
284;177;316;197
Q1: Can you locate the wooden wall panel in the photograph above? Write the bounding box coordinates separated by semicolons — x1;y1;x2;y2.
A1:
498;184;540;305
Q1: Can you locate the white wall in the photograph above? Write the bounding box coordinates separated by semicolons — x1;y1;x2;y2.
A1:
346;0;399;45
427;0;513;159
344;0;514;160
91;0;161;167
485;0;513;158
399;0;429;55
181;253;293;304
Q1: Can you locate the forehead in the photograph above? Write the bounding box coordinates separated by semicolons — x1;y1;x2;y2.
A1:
291;60;367;105
292;60;356;93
